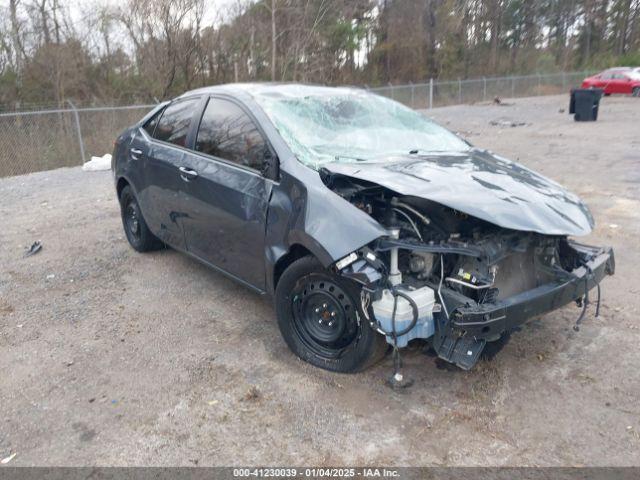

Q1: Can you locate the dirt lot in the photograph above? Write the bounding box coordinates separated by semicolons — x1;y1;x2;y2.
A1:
1;95;639;467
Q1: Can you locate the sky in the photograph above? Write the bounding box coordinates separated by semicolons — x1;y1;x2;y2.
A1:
71;0;242;25
59;0;246;56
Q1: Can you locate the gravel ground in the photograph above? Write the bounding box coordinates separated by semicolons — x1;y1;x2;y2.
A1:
1;94;639;467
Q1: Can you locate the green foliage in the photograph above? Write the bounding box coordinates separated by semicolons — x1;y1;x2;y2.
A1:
618;52;640;66
535;53;559;73
1;0;639;104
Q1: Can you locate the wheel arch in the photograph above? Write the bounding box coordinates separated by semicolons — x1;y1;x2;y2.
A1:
116;176;131;199
272;244;315;292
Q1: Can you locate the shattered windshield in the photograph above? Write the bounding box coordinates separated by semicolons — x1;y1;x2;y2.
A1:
253;86;471;169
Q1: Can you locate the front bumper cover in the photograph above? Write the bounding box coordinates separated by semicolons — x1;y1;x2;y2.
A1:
450;245;615;339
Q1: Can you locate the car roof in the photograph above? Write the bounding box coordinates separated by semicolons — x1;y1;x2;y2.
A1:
601;67;631;74
177;83;366;102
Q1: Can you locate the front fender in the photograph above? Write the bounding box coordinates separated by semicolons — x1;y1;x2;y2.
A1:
303;182;387;265
264;172;387;295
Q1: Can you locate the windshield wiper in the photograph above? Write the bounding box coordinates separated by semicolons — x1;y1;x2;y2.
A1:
334;154;367;162
408;148;466;155
409;148;438;155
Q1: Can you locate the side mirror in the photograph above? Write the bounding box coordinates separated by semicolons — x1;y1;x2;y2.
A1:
261;146;280;181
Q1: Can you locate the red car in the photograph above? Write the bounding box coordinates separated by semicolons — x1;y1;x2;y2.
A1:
581;68;640;96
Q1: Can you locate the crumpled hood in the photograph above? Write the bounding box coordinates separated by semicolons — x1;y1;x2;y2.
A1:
321;149;594;236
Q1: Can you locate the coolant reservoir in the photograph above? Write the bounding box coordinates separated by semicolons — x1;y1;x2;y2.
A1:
372;286;436;348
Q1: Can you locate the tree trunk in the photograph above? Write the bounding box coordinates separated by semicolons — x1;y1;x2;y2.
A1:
38;0;51;45
9;0;25;71
271;0;277;81
489;0;501;73
424;0;438;79
617;0;632;54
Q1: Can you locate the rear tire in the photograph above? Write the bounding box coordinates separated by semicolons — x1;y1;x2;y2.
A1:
275;256;387;373
633;87;640;97
119;185;163;252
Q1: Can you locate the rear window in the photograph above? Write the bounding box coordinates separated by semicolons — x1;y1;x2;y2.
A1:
154;98;199;147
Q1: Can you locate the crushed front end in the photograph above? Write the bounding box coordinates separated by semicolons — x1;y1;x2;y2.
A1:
326;173;615;370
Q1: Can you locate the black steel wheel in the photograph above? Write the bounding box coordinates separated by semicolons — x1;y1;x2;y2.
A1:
119;185;163;252
275;256;387;373
124;196;141;241
291;275;359;357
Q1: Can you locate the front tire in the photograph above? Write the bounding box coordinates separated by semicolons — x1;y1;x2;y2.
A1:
275;256;387;373
119;185;163;252
633;87;640;97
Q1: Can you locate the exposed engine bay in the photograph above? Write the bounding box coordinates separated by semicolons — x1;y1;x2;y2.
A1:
321;170;616;375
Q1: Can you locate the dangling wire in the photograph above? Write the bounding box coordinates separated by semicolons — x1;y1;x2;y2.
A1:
437;254;450;319
386;282;419;388
574;261;600;331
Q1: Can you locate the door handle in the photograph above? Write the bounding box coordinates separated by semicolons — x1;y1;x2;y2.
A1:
179;166;198;182
130;148;143;160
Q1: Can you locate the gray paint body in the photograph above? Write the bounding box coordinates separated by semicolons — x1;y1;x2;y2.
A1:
114;84;388;296
321;149;594;237
114;83;595;298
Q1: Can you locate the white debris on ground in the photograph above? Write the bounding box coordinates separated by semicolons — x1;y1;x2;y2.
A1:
1;452;17;464
82;153;112;172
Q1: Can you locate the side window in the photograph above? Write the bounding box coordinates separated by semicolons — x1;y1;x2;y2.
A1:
195;98;267;171
154;98;199;147
143;107;164;136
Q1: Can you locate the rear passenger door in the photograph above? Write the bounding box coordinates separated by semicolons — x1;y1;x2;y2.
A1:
138;97;202;249
180;96;274;290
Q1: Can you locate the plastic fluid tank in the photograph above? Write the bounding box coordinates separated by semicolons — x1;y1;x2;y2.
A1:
372;286;436;347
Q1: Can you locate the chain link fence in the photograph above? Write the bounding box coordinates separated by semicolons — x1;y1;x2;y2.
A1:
368;71;595;109
0;104;154;178
0;70;595;178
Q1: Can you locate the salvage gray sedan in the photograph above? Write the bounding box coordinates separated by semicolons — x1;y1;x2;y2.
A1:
112;84;614;376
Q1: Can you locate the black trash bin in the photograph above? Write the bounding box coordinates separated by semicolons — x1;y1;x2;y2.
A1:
570;88;603;121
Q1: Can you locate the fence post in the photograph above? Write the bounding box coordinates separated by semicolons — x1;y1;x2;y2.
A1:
410;81;415;108
483;76;487;102
562;72;566;92
511;76;515;98
429;78;433;109
458;78;462;103
67;100;86;165
537;73;542;95
388;82;394;100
